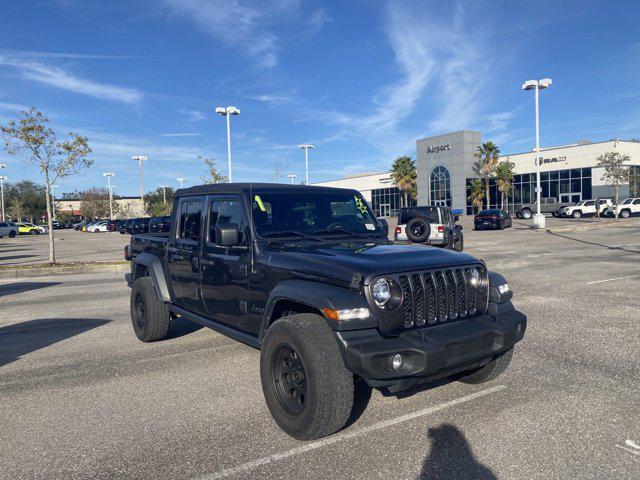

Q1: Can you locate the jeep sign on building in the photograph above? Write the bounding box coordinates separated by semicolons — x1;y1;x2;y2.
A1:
417;130;640;214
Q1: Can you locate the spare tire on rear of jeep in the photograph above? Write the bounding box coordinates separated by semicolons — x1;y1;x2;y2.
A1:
405;217;430;243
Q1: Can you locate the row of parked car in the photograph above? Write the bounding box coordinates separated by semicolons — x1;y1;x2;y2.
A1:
515;197;640;219
73;216;172;234
0;221;48;237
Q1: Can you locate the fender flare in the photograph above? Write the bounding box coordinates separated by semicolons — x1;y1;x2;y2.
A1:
132;252;171;302
258;279;375;342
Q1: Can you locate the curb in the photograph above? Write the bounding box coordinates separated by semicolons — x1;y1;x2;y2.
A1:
0;262;130;279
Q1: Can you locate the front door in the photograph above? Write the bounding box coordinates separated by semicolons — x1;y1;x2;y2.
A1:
167;197;204;311
200;196;251;328
433;200;447;207
379;203;391;217
560;193;581;204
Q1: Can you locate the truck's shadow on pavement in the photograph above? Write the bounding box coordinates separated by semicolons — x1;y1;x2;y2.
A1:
166;316;203;339
418;423;497;479
0;318;110;367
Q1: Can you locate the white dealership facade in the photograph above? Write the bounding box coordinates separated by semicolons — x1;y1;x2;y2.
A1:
314;130;640;216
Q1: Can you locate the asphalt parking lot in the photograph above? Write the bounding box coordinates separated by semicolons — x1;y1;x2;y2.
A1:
1;220;639;479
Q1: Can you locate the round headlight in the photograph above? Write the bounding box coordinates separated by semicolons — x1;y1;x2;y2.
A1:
372;278;392;306
469;268;481;288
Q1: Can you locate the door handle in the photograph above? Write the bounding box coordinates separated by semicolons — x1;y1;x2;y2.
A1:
200;259;215;266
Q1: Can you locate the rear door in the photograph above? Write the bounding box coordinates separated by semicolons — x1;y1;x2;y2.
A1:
200;196;251;329
167;196;205;310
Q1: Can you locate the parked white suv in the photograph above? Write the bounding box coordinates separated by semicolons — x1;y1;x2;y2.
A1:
560;199;612;218
394;206;463;251
0;221;18;238
603;198;640;218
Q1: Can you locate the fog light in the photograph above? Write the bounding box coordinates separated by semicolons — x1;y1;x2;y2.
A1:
392;353;403;370
497;283;510;295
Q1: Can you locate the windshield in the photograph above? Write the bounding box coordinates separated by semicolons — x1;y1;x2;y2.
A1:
576;201;585;206
251;191;382;238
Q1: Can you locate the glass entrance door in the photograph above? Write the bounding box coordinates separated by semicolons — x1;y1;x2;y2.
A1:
560;193;582;203
433;200;447;207
379;203;391;217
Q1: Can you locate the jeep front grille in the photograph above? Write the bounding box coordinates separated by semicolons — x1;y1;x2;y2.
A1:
392;266;486;328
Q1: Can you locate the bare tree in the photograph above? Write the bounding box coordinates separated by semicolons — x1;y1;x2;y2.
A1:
1;107;92;263
269;161;285;183
200;155;227;184
596;151;631;219
79;187;112;219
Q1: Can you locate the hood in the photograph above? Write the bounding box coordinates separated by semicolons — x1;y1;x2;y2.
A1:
262;241;482;285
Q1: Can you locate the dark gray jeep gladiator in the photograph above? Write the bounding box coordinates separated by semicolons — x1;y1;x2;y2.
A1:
125;183;527;440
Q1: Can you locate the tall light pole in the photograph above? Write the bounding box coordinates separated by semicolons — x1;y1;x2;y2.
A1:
215;106;240;182
522;78;552;229
103;172;116;219
50;184;59;221
159;185;170;204
287;174;297;184
299;144;314;185
176;177;186;189
0;163;5;222
132;155;147;211
0;175;6;222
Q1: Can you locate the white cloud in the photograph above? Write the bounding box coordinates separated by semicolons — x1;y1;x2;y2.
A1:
0;55;143;104
160;0;330;68
158;132;203;137
178;109;207;122
0;101;30;112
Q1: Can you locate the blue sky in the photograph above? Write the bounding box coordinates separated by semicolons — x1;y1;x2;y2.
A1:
0;0;639;196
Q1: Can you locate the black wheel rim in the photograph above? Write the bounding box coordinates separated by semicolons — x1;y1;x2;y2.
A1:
411;224;424;236
271;344;307;415
134;292;146;330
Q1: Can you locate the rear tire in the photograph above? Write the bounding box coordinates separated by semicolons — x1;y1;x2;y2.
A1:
521;209;532;219
453;235;464;252
260;314;354;440
9;230;16;238
405;218;430;243
130;276;171;342
457;349;514;384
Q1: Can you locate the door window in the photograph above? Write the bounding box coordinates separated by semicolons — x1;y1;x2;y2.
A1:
177;200;203;241
633;199;640;205
208;198;246;248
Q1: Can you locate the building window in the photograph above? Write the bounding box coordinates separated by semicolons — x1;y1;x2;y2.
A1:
430;166;451;206
371;187;414;217
465;167;594;214
630;166;640;198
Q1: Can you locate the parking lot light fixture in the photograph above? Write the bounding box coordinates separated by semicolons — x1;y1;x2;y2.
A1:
103;172;116;219
176;177;186;189
287;174;297;184
0;175;6;221
159;185;170;204
522;77;552;229
131;156;147;210
299;144;314;185
215;106;240;182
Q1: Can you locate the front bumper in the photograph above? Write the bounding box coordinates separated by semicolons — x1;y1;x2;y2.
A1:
334;307;526;390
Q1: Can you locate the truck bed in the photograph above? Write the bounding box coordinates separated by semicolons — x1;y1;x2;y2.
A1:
130;232;169;259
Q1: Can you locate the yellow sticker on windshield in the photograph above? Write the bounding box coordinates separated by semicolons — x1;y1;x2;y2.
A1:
354;195;367;214
254;195;267;212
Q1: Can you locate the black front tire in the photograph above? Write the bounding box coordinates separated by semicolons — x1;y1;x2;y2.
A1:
130;276;171;342
260;314;354;440
457;349;514;384
453;235;464;252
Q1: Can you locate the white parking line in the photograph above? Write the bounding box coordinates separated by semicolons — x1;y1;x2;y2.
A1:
586;274;640;285
196;384;507;480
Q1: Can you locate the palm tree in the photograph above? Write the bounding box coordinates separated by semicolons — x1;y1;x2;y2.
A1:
494;160;515;210
467;178;485;214
390;156;417;208
475;142;500;208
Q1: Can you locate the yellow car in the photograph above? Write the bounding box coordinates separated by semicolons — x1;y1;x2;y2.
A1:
17;222;46;235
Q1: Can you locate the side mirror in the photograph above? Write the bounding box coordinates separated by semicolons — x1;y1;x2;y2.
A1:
215;223;239;246
377;218;389;236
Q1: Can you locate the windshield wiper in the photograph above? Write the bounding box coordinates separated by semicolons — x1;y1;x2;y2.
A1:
313;227;372;239
261;230;324;242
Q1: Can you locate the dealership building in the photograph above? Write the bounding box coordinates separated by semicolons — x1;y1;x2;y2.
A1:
314;130;640;216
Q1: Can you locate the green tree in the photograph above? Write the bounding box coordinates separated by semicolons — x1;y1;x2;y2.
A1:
5;180;47;221
467;178;485;214
475;141;500;208
390;156;417;208
494;160;515;210
596;151;631;218
1;107;92;264
144;186;174;216
201;155;227;184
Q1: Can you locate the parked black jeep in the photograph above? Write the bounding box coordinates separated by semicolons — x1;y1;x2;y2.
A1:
125;184;527;440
